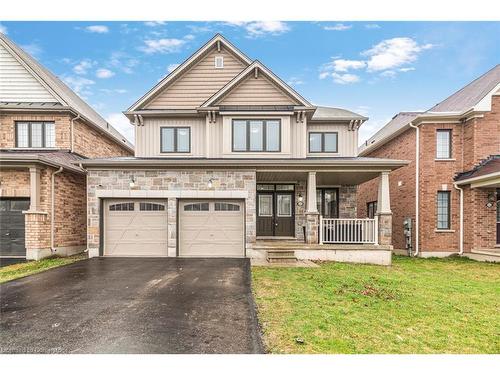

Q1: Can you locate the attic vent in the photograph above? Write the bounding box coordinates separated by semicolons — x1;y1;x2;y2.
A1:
214;56;224;69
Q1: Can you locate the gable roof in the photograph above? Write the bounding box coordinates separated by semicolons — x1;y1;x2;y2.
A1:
128;34;252;112
359;112;422;155
200;60;313;108
0;33;133;152
359;64;500;156
455;155;500;184
428;64;500;113
311;106;367;122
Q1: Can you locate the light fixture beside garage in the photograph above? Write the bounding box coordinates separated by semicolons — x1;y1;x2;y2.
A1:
129;176;136;188
207;178;214;189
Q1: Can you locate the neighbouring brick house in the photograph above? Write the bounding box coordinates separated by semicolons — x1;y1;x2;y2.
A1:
358;65;500;261
79;34;407;266
0;33;133;260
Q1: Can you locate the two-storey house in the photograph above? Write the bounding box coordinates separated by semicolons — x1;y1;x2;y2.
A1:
0;33;133;261
358;65;500;261
80;34;407;265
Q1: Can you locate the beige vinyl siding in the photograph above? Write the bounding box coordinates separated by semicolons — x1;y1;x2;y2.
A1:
207;116;224;158
0;43;57;103
291;116;307;158
217;74;300;106
144;46;246;109
136;117;206;157
306;122;358;157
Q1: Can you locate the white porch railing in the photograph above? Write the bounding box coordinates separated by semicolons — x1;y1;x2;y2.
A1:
320;216;378;244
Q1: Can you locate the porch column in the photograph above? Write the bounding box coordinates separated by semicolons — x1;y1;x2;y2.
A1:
305;171;319;244
376;171;392;246
29;166;41;211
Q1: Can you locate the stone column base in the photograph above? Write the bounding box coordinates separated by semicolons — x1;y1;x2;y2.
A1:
377;213;392;246
305;212;320;244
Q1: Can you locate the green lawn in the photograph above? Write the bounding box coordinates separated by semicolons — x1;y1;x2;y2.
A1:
0;253;86;284
252;256;500;354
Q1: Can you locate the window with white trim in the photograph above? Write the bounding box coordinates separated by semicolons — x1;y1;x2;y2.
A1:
214;56;224;68
436;129;452;159
160;127;190;153
15;122;56;148
184;202;209;211
436;191;451;229
109;203;134;211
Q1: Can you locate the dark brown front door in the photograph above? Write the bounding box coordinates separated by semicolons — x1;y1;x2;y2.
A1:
257;185;295;237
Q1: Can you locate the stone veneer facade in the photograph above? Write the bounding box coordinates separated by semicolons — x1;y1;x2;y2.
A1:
87;169;257;256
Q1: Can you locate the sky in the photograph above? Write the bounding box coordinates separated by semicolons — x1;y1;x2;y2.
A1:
1;21;499;145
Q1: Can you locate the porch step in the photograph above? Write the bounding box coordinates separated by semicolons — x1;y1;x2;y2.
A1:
266;250;297;263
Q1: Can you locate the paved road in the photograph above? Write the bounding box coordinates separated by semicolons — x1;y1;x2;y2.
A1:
0;257;264;354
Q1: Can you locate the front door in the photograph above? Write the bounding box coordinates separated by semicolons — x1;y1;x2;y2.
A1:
257;184;295;237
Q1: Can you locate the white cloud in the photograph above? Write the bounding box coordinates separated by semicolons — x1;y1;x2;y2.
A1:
106;113;134;143
226;21;290;37
96;68;115;79
108;51;139;74
167;63;180;73
331;72;360;84
0;23;8;34
399;67;416;72
319;37;433;83
61;75;95;96
323;23;352;31
328;59;366;72
84;25;109;34
144;21;167;27
21;43;42;57
365;24;381;29
287;77;304;86
184;34;195;41
99;88;128;94
139;38;186;54
362;37;434;72
73;59;95;75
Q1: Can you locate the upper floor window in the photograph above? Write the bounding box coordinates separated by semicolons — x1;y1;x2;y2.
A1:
436;191;451;230
160;127;190;153
16;122;55;148
232;120;281;152
436;129;452;159
309;132;338;153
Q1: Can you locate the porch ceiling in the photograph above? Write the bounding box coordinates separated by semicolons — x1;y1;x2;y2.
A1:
257;170;381;185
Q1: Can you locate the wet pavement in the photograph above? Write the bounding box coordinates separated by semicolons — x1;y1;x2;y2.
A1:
0;257;264;354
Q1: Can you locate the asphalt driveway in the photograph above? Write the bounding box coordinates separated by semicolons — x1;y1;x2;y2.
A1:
0;257;264;354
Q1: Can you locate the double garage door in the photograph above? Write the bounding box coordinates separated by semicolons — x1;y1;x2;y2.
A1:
104;199;244;258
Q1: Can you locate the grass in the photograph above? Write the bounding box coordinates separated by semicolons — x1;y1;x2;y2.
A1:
0;253;86;284
252;256;500;354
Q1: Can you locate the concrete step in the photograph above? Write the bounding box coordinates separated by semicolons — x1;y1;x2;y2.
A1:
266;250;297;263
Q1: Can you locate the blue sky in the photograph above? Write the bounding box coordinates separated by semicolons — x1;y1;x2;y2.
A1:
1;21;499;144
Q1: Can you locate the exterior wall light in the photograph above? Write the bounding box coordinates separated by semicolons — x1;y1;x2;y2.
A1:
129;176;136;188
207;178;214;189
297;193;304;206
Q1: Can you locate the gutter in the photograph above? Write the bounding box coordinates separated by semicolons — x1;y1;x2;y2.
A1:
409;121;420;257
51;166;64;252
453;183;464;255
70;113;81;153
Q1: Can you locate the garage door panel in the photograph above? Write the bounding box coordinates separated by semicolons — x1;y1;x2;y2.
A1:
179;200;244;258
104;200;168;257
0;199;29;258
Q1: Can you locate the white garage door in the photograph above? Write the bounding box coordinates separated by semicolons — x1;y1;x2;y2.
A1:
104;199;168;257
179;200;245;258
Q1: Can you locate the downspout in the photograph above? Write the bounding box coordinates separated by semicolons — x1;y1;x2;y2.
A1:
51;166;64;252
79;162;90;254
70;114;81;153
409;121;420;256
454;183;464;255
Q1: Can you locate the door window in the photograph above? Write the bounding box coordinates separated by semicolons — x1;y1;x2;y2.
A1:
277;194;292;217
258;195;273;216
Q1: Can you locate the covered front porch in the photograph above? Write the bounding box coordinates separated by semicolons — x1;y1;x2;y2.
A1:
249;162;399;265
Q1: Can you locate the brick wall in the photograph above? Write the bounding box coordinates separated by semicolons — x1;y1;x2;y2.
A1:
72;119;131;158
357;128;416;250
358;96;500;254
0;169;30;197
0;112;132;157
